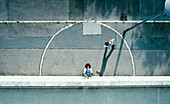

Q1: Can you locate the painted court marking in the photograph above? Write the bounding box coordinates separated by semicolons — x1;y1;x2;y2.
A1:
98;22;136;76
39;24;73;76
83;22;101;35
39;22;136;76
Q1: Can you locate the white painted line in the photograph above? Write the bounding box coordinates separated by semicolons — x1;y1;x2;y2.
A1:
39;24;74;76
98;22;136;76
1;20;170;24
39;22;136;76
83;22;101;35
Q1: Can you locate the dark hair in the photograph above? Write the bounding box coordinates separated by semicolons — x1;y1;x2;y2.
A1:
105;42;108;46
85;63;91;68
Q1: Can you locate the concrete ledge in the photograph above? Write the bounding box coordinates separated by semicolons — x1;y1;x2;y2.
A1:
0;76;170;88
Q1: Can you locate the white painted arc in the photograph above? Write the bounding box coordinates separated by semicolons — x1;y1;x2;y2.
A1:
98;22;136;76
39;24;73;76
39;23;136;76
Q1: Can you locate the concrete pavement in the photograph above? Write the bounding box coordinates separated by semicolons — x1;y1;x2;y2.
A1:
0;22;170;76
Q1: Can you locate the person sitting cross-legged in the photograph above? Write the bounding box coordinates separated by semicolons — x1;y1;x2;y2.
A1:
83;63;94;79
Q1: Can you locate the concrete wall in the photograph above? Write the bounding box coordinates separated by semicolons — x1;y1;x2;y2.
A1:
0;0;170;21
0;87;170;104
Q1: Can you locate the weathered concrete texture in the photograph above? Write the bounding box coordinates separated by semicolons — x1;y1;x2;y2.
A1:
133;50;170;76
0;49;41;75
0;23;71;37
160;88;170;104
0;87;170;104
139;0;170;20
0;23;133;49
8;0;69;20
83;0;139;20
0;0;8;21
132;23;170;50
105;0;139;20
42;49;132;76
0;37;50;49
69;0;84;20
84;0;105;20
116;23;133;50
133;38;170;50
0;23;114;49
49;23;116;49
133;23;170;38
0;22;169;76
1;0;170;21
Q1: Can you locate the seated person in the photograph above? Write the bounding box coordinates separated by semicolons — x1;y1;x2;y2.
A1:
83;63;94;78
104;39;115;48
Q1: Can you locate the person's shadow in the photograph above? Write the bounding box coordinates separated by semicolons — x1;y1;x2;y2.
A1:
96;46;114;76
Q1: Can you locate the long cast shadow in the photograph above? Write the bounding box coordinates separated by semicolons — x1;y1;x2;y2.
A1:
114;32;126;76
97;46;114;76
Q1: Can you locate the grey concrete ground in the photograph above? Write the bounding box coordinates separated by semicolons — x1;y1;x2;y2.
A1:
0;0;170;104
0;49;41;75
0;0;7;21
0;23;70;37
1;23;169;49
69;0;84;20
0;0;170;21
8;0;69;20
0;22;169;76
43;49;132;76
0;0;170;76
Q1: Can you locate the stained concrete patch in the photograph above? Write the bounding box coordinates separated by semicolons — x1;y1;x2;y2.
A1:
0;23;70;37
105;0;139;20
132;23;170;50
0;37;50;49
0;0;8;20
69;0;84;20
139;0;170;20
133;50;170;76
8;0;69;20
83;22;101;35
133;23;170;38
133;38;170;50
84;0;105;20
1;0;170;21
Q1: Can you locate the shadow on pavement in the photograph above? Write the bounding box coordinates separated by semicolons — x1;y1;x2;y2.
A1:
114;32;126;76
97;46;114;76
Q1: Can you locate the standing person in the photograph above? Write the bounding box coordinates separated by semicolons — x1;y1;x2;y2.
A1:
104;39;115;48
83;63;94;79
